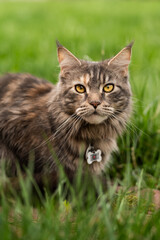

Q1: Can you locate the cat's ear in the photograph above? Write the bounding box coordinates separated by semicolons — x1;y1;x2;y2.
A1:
56;40;81;75
107;42;134;75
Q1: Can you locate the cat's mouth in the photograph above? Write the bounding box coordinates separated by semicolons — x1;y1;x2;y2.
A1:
93;111;98;115
82;111;108;124
76;107;108;124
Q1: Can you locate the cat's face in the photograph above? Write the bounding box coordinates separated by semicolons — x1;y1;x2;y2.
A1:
56;42;132;125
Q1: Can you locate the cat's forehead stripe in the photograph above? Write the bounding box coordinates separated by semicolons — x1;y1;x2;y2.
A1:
80;74;90;85
80;69;110;86
89;69;94;79
85;74;90;85
80;75;84;83
105;75;109;83
100;73;104;83
83;75;86;85
97;69;100;80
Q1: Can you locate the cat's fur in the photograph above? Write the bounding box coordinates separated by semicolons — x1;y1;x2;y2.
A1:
0;41;133;189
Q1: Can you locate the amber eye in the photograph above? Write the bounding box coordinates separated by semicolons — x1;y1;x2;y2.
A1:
103;84;114;93
75;84;86;93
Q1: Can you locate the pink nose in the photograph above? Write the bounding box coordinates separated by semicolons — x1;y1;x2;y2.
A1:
90;101;101;109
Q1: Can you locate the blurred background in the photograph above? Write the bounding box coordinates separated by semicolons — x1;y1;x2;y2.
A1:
0;0;160;181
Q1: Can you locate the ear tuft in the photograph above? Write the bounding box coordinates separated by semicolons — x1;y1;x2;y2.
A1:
126;40;134;49
56;40;63;48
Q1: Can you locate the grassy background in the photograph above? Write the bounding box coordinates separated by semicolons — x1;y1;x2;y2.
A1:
0;0;160;239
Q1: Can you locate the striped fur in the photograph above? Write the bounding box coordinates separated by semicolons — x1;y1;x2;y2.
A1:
0;42;133;188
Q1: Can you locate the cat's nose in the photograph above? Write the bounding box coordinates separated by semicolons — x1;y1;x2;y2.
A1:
90;101;101;109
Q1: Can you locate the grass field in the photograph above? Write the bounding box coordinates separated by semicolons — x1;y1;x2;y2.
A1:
0;1;160;239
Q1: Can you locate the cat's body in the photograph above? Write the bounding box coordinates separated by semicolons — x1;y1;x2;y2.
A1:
0;42;133;189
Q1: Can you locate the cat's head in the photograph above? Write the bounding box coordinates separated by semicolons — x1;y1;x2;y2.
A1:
56;41;133;125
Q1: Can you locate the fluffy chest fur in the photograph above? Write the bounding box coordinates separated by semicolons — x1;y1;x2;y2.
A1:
0;42;133;187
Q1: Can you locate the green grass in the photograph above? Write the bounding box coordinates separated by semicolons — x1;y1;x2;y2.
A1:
0;0;160;239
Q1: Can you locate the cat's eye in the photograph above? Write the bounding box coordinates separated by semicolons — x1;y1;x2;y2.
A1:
75;84;86;93
103;84;114;93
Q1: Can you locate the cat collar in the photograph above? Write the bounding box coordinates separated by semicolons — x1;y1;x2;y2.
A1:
86;144;102;164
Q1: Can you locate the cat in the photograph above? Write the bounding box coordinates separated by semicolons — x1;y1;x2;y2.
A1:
0;41;133;190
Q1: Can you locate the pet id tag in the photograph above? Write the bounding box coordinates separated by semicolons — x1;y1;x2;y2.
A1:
86;145;102;165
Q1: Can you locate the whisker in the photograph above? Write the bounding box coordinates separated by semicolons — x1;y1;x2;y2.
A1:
53;114;77;137
32;113;78;151
108;113;138;137
45;115;83;169
54;115;83;164
109;111;149;138
127;119;150;137
76;110;89;116
50;114;79;141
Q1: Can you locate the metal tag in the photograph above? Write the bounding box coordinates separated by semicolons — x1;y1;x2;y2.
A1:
86;145;102;165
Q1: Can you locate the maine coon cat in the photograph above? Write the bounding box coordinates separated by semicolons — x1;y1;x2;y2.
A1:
0;41;133;189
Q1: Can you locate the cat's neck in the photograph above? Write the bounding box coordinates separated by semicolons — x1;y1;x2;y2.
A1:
77;121;119;142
